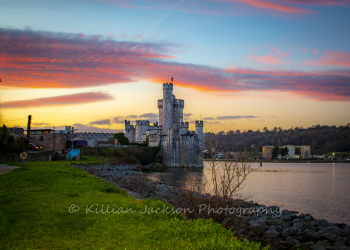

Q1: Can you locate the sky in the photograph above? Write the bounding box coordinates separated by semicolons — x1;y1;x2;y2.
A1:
1;0;350;134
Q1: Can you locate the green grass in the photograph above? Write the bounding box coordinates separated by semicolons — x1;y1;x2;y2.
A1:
0;158;268;249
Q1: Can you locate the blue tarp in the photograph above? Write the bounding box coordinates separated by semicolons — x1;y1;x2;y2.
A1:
66;149;80;161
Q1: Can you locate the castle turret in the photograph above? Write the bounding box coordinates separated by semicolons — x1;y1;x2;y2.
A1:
125;120;135;143
135;120;150;143
195;120;204;150
161;83;174;133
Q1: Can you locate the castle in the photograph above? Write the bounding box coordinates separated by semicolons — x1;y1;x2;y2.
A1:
125;82;204;167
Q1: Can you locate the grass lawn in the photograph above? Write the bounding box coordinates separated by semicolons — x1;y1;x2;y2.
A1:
0;157;267;249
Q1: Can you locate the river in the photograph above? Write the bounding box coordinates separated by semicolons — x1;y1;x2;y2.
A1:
144;162;350;224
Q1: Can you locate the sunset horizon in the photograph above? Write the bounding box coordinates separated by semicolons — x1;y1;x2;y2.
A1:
1;0;349;133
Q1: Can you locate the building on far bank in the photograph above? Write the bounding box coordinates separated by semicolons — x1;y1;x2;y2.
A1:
8;127;25;135
262;145;311;159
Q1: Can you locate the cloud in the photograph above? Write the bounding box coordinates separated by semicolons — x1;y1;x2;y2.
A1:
312;49;320;55
304;50;350;67
2;28;350;102
126;115;138;119
184;113;192;117
248;54;283;65
1;92;114;109
216;115;260;120
98;0;327;15
72;123;122;133
32;122;51;127
113;117;126;124
204;117;215;120
272;47;289;57
223;0;315;14
223;67;350;101
300;48;309;53
139;113;158;119
0;28;179;89
89;119;111;125
282;0;347;7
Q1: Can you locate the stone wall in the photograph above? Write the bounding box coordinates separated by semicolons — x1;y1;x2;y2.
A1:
30;133;68;153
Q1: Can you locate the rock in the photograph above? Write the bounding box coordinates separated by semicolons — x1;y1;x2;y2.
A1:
299;213;306;219
292;218;301;224
310;245;326;250
305;214;314;221
342;227;350;237
300;241;315;249
282;227;299;237
264;229;280;238
267;219;279;226
319;226;341;235
319;219;328;225
335;241;346;248
316;240;331;248
285;236;300;248
303;229;321;241
323;233;337;242
249;221;266;237
309;220;320;227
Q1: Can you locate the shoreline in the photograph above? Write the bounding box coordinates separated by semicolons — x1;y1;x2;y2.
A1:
72;163;350;250
205;159;350;164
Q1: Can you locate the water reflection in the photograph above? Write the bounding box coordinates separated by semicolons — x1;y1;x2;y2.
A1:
145;162;350;224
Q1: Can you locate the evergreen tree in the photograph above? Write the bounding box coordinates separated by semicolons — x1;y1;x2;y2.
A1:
113;133;129;145
271;146;279;159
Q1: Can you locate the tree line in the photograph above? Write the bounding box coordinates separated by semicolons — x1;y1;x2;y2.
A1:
205;124;350;155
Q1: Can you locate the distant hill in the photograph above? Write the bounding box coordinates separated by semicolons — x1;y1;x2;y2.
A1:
205;124;350;155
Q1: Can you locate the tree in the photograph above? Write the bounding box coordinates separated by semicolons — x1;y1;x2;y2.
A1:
271;146;279;159
113;133;129;145
280;146;289;158
1;124;10;143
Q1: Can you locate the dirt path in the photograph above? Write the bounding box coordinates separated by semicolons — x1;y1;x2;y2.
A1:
0;164;20;175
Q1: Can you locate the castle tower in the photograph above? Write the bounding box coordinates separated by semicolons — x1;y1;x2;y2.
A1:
135;120;150;143
195;120;204;150
125;120;135;143
160;83;174;134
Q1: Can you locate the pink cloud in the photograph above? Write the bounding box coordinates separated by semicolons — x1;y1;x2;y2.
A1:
312;49;320;55
282;0;347;7
272;47;289;57
305;50;350;67
96;0;347;16
1;28;350;102
222;0;315;13
300;48;309;53
248;54;283;65
1;92;115;108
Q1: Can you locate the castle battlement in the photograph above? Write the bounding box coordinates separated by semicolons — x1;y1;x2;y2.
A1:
163;82;173;90
195;120;204;127
181;122;189;128
136;120;150;125
181;134;197;140
173;99;184;108
75;132;113;137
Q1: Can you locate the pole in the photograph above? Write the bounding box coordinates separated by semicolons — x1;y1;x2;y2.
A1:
27;115;32;138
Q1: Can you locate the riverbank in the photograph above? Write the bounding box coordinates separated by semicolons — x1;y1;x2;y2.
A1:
73;163;350;250
0;159;264;249
205;159;350;164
